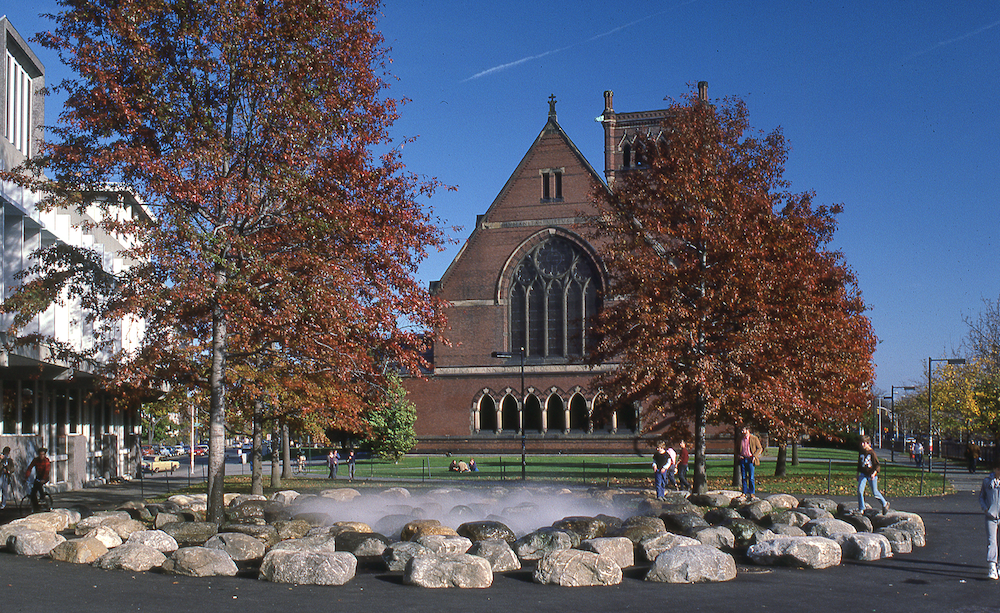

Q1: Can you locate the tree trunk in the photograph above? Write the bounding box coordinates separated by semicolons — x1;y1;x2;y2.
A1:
282;421;293;479
792;439;799;466
251;397;263;496
693;393;707;494
206;264;228;524
270;420;281;488
774;441;788;476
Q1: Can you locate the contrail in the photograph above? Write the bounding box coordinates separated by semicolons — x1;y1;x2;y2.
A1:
908;19;1000;60
462;45;575;82
462;0;700;82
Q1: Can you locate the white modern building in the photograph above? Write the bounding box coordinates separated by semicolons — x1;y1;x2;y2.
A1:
1;17;145;493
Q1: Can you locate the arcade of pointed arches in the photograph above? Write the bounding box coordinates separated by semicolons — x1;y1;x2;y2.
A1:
470;388;638;435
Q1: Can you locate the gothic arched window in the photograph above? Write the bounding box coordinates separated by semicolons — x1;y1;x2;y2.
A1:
509;237;599;359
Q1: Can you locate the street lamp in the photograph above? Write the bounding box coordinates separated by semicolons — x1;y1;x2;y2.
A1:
927;357;966;471
492;348;526;480
889;385;916;463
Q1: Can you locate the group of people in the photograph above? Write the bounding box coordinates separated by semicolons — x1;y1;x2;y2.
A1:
651;440;690;499
659;428;891;516
325;449;355;480
449;458;478;473
0;446;52;512
740;428;891;515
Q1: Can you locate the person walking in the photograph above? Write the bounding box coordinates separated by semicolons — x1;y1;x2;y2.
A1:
857;435;889;514
665;444;678;490
652;442;671;500
967;441;980;474
913;440;924;468
25;447;51;512
676;440;690;490
347;449;356;481
327;449;339;479
739;427;763;500
0;447;14;509
979;459;1000;580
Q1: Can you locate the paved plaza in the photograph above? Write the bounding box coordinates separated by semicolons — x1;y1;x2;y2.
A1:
0;461;998;613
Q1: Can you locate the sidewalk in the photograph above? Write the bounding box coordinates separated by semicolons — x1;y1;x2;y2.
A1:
877;446;985;494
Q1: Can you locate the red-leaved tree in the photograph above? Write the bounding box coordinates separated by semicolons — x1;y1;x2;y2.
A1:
1;0;448;521
590;89;875;494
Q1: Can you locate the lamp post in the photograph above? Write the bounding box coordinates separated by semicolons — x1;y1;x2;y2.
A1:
879;395;891;449
492;348;526;480
927;358;966;471
889;386;916;463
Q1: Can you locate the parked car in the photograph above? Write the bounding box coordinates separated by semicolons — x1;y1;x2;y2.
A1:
194;444;208;456
141;455;179;473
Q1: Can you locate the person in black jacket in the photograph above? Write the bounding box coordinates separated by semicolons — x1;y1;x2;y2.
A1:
857;436;889;514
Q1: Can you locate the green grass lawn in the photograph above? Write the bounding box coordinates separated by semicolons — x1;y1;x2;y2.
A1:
223;447;951;498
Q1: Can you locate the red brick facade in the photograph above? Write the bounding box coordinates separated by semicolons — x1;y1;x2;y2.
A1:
406;92;714;455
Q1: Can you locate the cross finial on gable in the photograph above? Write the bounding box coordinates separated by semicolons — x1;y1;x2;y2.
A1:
548;94;557;119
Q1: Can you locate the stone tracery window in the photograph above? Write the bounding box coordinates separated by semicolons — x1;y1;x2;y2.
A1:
509;236;599;358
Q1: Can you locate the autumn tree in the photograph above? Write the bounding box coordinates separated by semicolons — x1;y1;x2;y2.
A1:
1;0;447;521
963;296;1000;440
590;88;875;494
913;296;1000;446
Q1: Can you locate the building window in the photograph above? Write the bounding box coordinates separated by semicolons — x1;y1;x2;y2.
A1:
545;394;564;432
500;395;519;431
569;394;589;432
68;389;79;434
5;49;32;157
540;169;563;201
523;395;543;432
1;381;15;434
20;381;35;434
509;236;599;358
478;395;497;432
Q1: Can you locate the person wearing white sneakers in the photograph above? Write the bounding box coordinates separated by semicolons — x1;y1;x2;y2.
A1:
979;458;1000;580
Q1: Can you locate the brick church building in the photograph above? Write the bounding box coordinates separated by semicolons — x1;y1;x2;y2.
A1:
406;90;684;455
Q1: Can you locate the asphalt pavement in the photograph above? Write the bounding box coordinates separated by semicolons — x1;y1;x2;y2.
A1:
0;456;997;613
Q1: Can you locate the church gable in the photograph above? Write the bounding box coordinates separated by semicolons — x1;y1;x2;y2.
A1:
434;99;606;303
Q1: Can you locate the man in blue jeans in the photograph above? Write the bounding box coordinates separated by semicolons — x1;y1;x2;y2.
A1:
739;427;762;500
652;442;672;499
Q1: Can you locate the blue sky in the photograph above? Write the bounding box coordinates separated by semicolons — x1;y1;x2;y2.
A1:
9;1;1000;392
